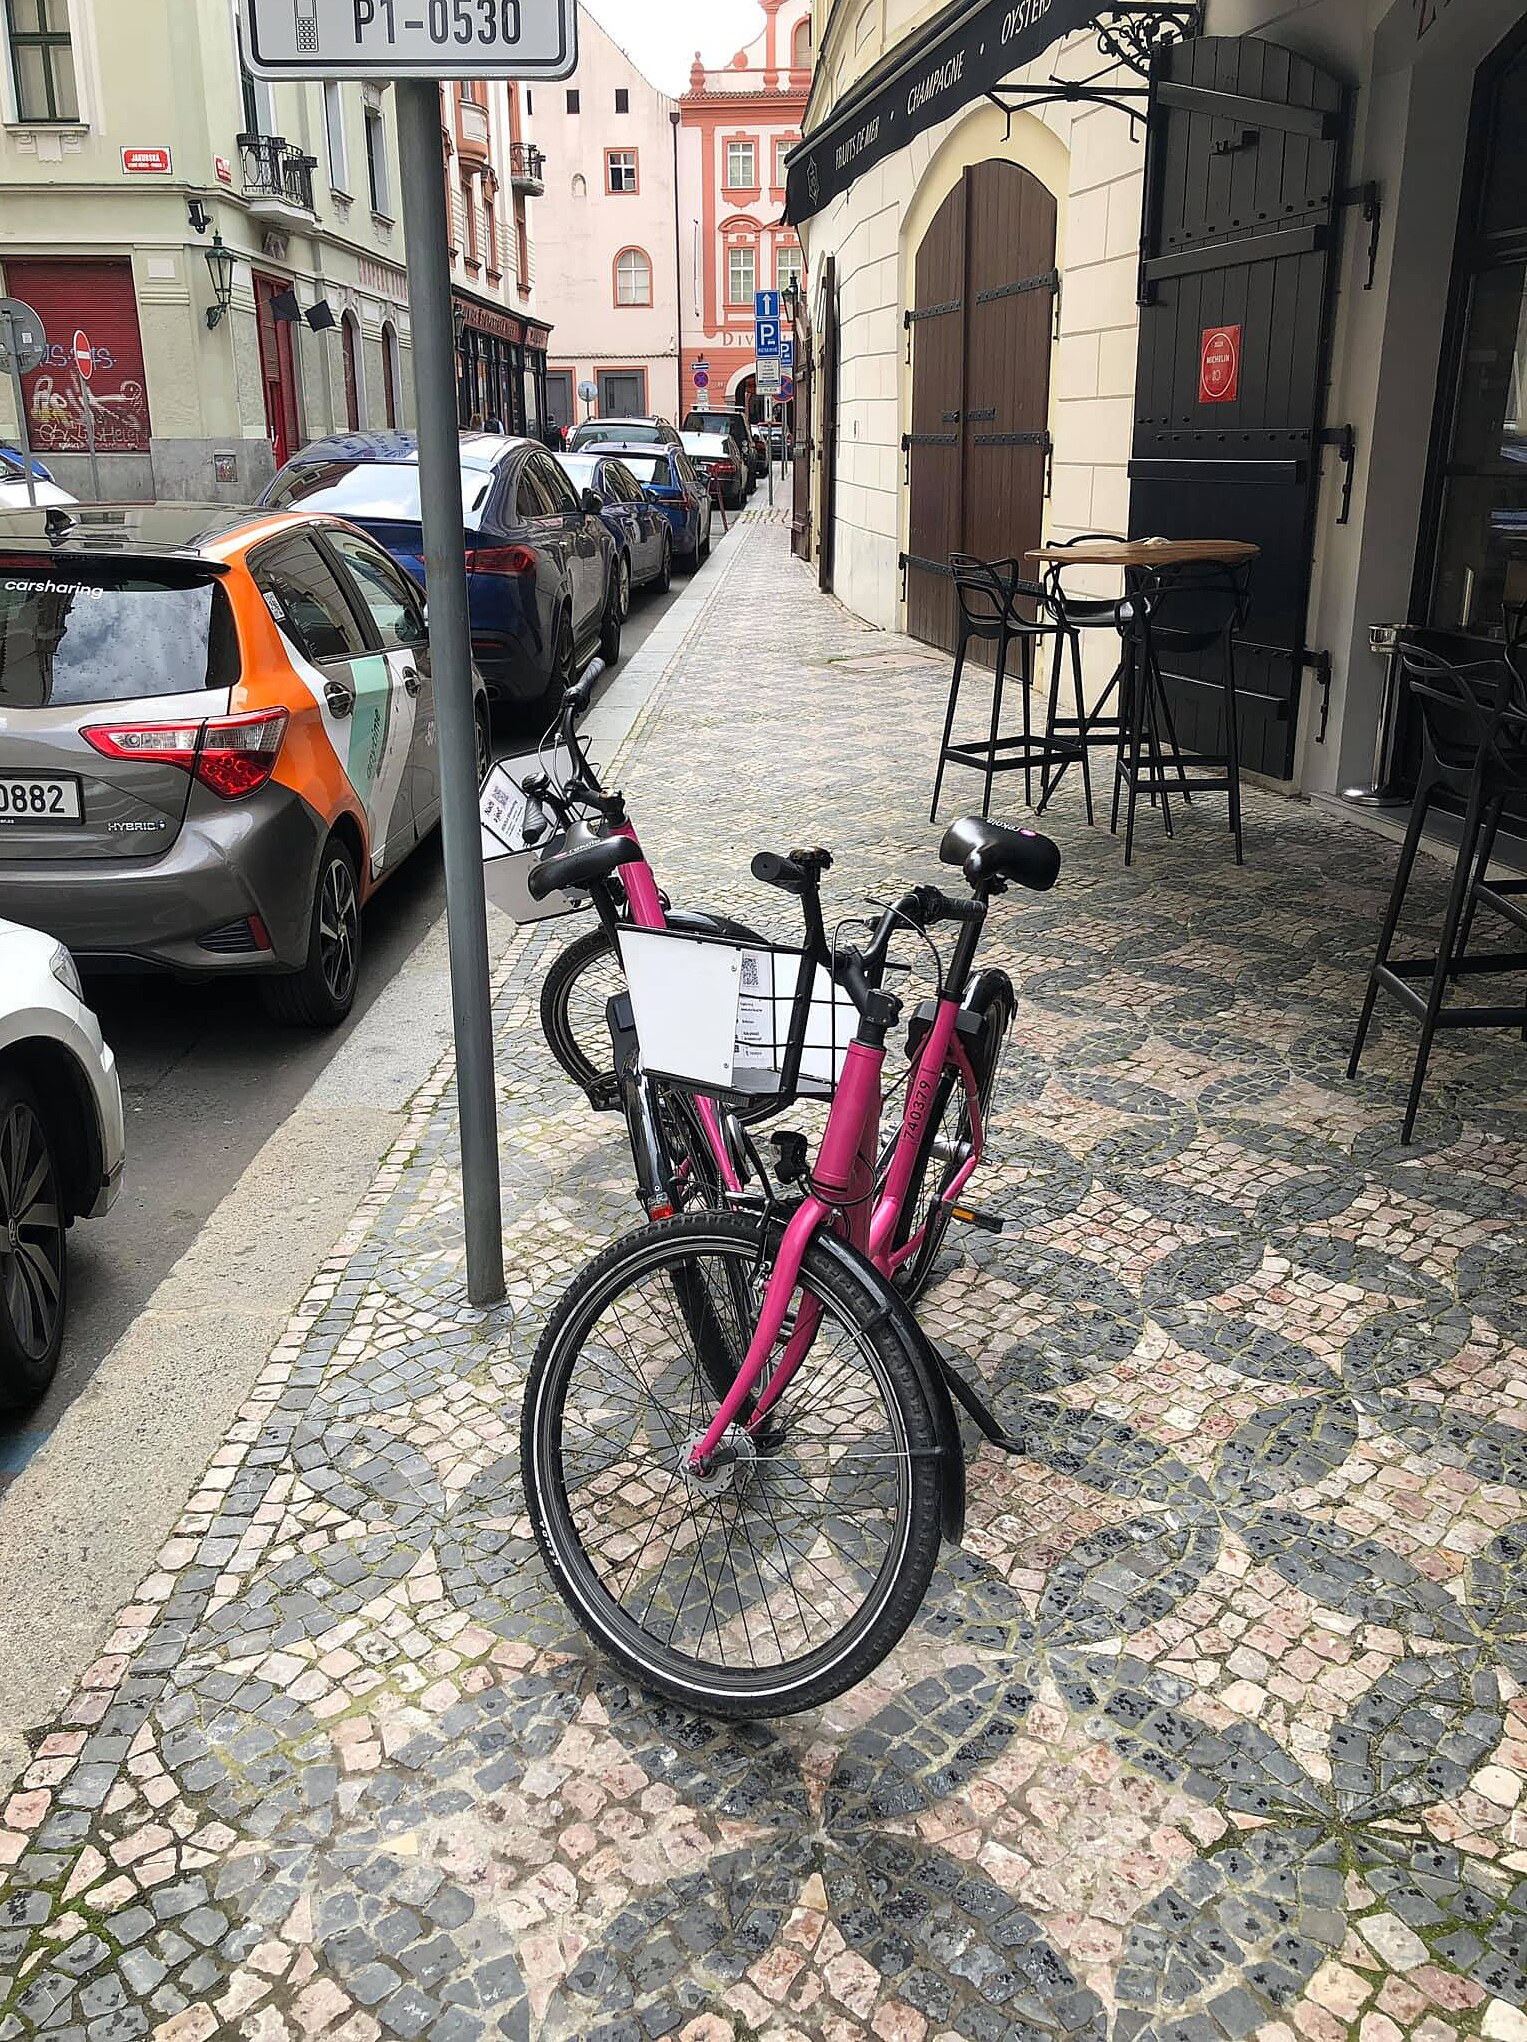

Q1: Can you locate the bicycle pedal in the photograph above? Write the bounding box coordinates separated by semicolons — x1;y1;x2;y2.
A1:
949;1204;1005;1233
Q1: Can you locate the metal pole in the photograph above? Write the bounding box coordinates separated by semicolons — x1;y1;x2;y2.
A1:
82;380;101;502
766;408;774;508
3;313;36;510
669;110;683;422
396;78;504;1306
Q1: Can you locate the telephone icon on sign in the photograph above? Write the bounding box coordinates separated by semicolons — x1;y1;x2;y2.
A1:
294;0;319;51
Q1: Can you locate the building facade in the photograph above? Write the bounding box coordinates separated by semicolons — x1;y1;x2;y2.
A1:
0;0;550;501
523;13;682;431
792;0;1527;819
444;76;553;436
678;1;813;419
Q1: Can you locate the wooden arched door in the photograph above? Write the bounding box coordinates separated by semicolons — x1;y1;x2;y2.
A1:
903;160;1058;655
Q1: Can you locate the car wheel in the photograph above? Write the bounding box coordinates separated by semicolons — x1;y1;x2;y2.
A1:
598;571;624;668
261;833;362;1029
534;609;576;722
614;552;632;623
0;1074;67;1413
653;532;672;593
475;700;493;787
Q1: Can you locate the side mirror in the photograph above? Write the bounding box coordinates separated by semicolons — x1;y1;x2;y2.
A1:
580;488;603;516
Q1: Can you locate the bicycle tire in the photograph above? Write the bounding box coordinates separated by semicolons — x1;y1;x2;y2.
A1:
521;1211;944;1718
890;997;1007;1305
540;923;623;1104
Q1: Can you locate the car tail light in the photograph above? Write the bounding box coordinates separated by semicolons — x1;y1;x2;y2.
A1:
715;460;736;476
82;707;289;800
467;544;537;577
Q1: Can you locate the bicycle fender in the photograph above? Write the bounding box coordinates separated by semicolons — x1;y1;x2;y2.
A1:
797;1226;968;1547
663;908;770;945
962;966;1016;1038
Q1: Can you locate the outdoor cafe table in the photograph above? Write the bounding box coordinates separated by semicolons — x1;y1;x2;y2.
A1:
1024;538;1261;846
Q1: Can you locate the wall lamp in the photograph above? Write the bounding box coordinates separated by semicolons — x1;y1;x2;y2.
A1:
187;197;211;235
204;231;237;330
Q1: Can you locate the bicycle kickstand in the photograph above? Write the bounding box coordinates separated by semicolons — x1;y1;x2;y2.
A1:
934;1349;1028;1456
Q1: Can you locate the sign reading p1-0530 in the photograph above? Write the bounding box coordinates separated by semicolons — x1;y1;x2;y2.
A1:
241;0;578;78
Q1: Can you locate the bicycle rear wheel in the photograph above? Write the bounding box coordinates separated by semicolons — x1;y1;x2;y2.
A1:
521;1212;944;1718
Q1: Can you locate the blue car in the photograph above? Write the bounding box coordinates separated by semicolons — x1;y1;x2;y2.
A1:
585;442;712;571
0;446;54;484
262;430;618;715
558;451;674;613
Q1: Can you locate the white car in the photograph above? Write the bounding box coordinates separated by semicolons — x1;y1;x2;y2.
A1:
0;918;124;1410
0;475;76;511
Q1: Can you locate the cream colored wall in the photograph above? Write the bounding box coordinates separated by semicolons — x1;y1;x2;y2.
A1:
802;37;1148;645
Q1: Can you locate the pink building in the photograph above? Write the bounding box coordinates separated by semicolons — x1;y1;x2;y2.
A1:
678;3;812;419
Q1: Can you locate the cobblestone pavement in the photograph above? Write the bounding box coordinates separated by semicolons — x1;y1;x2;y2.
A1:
3;522;1526;2042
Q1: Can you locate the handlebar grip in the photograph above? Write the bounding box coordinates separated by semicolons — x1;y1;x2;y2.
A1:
752;850;808;895
929;888;984;924
522;793;549;847
564;673;596;719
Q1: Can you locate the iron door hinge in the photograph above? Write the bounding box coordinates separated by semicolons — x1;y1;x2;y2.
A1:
1337;181;1382;290
1319;423;1356;524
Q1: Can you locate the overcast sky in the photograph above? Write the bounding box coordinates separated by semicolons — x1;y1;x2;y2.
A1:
581;0;771;95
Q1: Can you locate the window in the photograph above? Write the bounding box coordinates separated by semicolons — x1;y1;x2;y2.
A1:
365;103;389;216
776;243;804;295
326;532;426;651
532;450;578;513
607;148;637;194
341;310;361;432
525;88;533;113
461;174;479;266
774;136;794;187
255;540;368;665
614;247;652;306
516;460;554;519
323;82;348;191
240;62;274;138
484;187;499;278
792;16;811;67
725;140;756;190
615;86;629;114
566;87;579;112
7;0;76;120
381;321;400;429
727;243;757;306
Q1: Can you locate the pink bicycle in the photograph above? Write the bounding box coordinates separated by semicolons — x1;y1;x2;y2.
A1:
520;814;1061;1717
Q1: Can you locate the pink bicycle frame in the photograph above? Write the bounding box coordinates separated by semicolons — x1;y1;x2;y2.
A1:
689;991;982;1464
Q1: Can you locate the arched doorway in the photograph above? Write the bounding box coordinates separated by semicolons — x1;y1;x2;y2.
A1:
904;159;1058;655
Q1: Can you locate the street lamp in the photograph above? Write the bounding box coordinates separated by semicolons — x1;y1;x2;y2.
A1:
203;232;237;330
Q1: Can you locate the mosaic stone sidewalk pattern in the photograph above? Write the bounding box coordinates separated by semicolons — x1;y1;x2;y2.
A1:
2;523;1526;2042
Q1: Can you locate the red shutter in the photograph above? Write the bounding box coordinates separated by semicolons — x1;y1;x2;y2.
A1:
2;259;151;453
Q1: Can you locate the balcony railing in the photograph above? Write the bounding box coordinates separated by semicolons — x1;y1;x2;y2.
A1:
237;133;317;215
508;141;545;195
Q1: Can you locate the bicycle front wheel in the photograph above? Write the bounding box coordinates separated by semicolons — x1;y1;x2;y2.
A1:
521;1212;945;1717
540;923;623;1105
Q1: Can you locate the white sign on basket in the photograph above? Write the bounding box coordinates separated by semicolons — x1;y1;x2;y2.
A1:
241;0;578;80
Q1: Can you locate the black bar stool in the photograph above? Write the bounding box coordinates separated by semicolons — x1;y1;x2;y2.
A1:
930;555;1057;823
1112;561;1252;866
1349;643;1527;1142
1036;533;1130;826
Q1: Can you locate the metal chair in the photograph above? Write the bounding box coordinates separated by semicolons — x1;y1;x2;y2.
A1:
1036;533;1129;826
1113;560;1252;866
1349;643;1527;1141
930;555;1057;822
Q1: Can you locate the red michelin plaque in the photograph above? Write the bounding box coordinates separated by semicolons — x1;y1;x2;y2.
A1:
1198;324;1241;404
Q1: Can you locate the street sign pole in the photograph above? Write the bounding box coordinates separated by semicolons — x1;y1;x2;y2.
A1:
0;300;46;510
396;78;504;1305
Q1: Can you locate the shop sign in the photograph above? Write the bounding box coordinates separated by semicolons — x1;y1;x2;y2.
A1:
1198;324;1242;404
454;296;524;344
121;146;172;174
786;0;1096;223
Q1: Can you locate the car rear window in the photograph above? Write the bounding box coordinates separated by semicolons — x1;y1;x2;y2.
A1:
609;454;672;485
264;460;497;519
0;561;239;709
576;423;662;446
559;455;600;487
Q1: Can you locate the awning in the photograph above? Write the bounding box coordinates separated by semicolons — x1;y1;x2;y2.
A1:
785;0;1103;224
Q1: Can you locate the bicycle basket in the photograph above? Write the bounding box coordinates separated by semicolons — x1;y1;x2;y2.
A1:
479;746;591;925
616;925;857;1101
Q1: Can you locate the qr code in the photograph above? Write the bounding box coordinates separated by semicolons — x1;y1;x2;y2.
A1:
740;954;762;991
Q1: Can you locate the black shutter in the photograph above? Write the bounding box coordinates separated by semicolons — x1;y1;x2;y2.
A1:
1129;35;1350;778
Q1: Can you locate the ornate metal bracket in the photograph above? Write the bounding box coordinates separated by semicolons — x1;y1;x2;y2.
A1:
984;5;1200;141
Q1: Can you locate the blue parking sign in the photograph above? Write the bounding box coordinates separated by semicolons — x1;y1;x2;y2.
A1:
755;317;780;358
780;336;794;369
